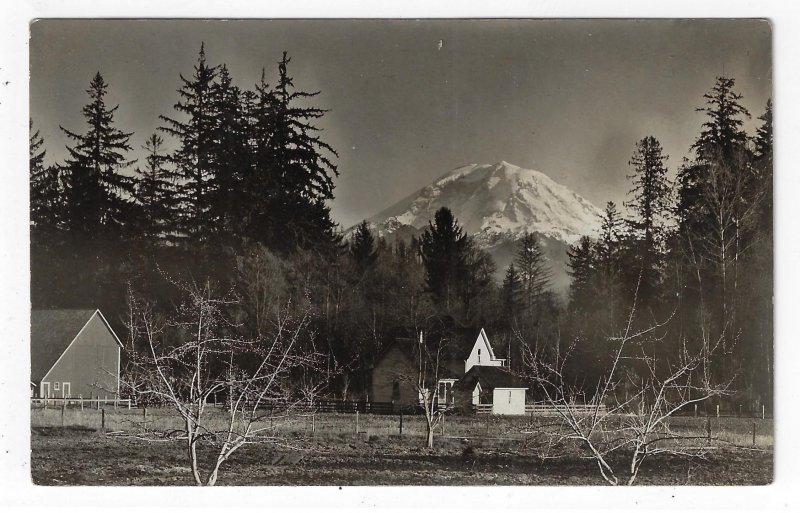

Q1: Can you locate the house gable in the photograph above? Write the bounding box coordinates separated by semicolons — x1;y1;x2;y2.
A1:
464;328;505;373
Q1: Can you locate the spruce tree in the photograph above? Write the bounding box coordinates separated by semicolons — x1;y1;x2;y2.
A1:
501;262;520;317
514;232;552;311
30;119;62;230
419;207;469;309
260;52;340;253
209;65;250;241
623;136;671;302
134;133;177;242
349;220;378;272
566;236;595;312
60;72;136;238
159;43;219;243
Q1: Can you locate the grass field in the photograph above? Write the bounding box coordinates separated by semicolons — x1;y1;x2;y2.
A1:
30;406;773;486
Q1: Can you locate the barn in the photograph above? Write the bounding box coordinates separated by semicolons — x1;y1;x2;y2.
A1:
30;309;122;400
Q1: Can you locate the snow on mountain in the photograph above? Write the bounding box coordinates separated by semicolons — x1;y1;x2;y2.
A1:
366;161;602;244
354;161;604;292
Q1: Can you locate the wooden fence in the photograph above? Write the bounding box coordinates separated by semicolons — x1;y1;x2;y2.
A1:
31;397;135;409
473;403;608;416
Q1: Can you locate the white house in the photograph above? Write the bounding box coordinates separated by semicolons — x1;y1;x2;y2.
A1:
453;365;528;415
464;328;506;373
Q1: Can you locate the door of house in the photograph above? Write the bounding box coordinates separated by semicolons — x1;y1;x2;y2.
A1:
62;382;70;399
41;382;50;398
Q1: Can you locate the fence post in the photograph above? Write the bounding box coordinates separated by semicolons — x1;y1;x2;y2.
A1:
61;401;66;427
694;404;698;417
399;412;403;436
143;407;148;430
441;411;445;436
356;411;359;434
716;404;719;418
312;414;315;436
101;408;106;434
485;414;490;435
706;415;711;442
80;395;84;412
739;404;742;418
762;405;766;420
752;422;756;447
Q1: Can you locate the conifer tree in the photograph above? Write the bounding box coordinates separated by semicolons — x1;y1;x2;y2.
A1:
501;262;520;318
261;52;340;252
60;72;136;238
623;136;671;303
349;220;378;273
134;133;177;242
209;65;250;241
159;43;219;243
30;119;62;230
566;236;595;312
514;232;552;311
419;207;468;309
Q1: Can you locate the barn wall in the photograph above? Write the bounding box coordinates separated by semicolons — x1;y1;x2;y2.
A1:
491;388;527;415
41;314;119;399
370;346;419;406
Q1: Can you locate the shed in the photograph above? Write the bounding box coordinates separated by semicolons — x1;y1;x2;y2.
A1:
31;309;122;400
453;365;528;415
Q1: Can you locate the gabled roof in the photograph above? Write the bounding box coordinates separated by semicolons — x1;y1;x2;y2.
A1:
474;328;500;361
453;365;527;392
30;309;122;382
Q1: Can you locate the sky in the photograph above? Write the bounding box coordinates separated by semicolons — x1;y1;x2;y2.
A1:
30;19;772;229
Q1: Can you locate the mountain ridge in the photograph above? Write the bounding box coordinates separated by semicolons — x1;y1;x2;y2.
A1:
351;161;604;291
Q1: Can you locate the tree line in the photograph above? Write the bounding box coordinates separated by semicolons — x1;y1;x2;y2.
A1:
30;49;772;408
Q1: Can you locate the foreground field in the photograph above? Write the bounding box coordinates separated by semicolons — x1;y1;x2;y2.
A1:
30;409;772;486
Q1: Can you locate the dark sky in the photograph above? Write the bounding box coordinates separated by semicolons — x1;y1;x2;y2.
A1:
30;19;772;228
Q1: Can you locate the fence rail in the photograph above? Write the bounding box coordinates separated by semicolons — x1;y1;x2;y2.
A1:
31;397;135;409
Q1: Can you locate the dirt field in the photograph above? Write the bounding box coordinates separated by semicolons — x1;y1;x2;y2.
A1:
30;409;773;486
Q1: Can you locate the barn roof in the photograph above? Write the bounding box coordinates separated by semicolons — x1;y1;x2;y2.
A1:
30;309;121;382
453;365;527;392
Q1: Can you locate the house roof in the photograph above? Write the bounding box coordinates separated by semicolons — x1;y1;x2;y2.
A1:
30;309;121;382
372;327;510;379
453;365;527;392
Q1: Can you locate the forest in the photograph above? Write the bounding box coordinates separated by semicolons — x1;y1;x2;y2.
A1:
29;45;773;412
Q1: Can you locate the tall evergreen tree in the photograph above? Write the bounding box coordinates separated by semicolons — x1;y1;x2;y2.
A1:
30;119;62;230
419;207;469;309
566;236;595;312
515;232;552;311
159;43;220;243
60;72;136;238
261;51;340;253
134;133;177;242
209;64;250;241
349;220;378;273
623;136;671;303
501;262;520;317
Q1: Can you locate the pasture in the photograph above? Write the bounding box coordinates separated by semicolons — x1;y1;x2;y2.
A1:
30;406;773;486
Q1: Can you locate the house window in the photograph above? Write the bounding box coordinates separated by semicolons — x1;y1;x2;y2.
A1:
477;348;481;363
438;382;447;401
53;382;60;391
509;391;512;404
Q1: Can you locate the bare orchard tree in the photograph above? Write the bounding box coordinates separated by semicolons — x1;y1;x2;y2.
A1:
519;284;734;485
395;329;453;449
121;277;324;486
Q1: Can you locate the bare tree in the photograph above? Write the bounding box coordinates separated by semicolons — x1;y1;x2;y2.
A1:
519;281;733;485
394;328;453;449
121;277;324;486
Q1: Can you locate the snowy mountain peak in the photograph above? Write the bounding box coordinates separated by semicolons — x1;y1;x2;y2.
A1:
367;161;603;245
